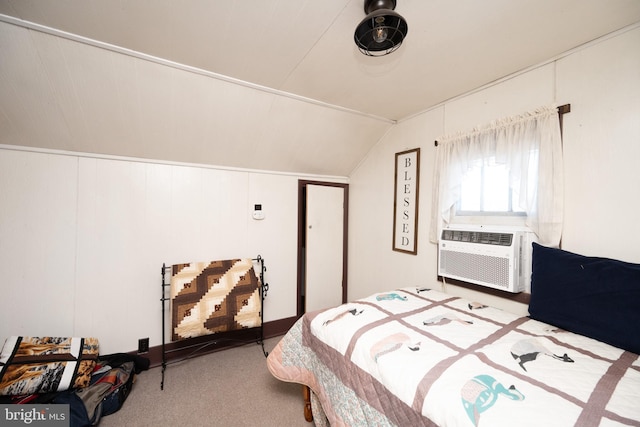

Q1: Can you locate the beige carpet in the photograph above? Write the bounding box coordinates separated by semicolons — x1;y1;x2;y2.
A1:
99;337;311;427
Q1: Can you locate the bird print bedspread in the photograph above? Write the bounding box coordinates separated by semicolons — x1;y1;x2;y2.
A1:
267;288;640;426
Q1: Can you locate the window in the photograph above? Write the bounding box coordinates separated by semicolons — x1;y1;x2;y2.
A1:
429;105;564;246
457;149;539;215
458;157;525;215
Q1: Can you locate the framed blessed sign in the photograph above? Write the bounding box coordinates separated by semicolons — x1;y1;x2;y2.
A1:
393;148;420;254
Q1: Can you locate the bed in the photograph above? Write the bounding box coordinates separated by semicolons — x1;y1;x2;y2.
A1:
267;243;640;426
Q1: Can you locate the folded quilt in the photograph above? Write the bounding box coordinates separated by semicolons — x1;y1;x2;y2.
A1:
0;336;99;396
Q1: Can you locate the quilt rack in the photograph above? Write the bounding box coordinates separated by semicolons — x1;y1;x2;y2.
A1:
160;255;269;390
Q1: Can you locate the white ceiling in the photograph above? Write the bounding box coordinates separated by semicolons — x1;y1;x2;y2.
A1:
1;1;640;175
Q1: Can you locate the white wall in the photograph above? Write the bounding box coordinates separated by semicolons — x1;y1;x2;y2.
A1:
348;110;442;299
0;147;346;354
348;26;640;314
557;27;640;259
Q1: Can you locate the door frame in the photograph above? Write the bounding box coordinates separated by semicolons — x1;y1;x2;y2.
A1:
297;180;349;318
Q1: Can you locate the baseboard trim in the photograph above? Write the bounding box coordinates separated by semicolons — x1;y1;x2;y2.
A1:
136;316;299;368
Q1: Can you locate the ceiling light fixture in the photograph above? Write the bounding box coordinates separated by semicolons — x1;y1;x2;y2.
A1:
354;0;408;57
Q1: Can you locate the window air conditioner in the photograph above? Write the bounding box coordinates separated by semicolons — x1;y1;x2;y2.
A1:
438;226;535;293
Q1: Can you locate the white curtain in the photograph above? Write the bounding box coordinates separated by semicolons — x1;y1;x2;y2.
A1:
429;105;563;246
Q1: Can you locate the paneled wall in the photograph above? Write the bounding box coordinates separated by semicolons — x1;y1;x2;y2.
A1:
0;148;345;353
348;26;640;313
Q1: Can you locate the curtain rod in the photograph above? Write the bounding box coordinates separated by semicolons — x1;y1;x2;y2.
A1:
434;103;571;147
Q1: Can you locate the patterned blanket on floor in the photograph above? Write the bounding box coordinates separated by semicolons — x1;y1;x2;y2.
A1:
170;258;262;341
0;336;99;396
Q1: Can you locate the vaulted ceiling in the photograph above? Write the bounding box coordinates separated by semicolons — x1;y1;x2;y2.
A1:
1;1;640;175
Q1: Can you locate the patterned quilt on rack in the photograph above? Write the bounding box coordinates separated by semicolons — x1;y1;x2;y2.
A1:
170;259;262;341
267;288;640;426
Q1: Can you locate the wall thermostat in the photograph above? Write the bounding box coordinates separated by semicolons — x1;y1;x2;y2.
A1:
252;204;265;220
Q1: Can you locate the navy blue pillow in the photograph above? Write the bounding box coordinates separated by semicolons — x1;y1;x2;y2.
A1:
529;243;640;354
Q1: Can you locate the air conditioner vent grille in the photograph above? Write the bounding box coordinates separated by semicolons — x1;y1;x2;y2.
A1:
441;230;513;246
439;250;510;288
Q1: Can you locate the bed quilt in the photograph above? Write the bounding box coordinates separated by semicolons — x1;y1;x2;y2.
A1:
267;288;640;426
0;336;99;396
170;258;262;341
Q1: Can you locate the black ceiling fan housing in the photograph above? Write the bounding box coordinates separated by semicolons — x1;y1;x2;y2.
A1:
354;0;408;56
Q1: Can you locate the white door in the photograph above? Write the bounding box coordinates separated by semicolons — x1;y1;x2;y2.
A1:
305;184;344;312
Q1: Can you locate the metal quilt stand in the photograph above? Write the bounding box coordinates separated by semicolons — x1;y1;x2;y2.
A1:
160;255;269;390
